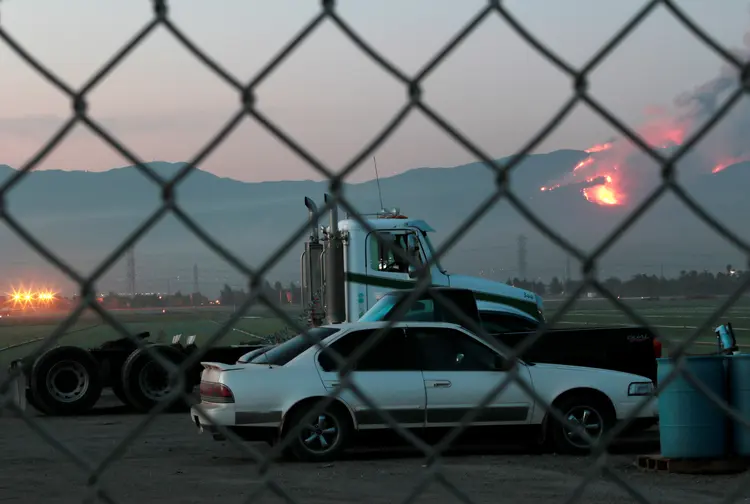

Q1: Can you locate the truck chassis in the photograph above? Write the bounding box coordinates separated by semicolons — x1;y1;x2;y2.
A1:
9;331;264;416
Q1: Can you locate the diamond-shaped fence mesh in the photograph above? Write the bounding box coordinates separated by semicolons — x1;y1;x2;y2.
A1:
0;0;750;503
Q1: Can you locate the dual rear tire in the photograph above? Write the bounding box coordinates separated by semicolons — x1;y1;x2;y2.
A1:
119;345;195;413
28;346;102;416
24;344;195;416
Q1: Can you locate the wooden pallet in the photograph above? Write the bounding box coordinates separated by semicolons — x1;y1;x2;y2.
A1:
636;454;749;474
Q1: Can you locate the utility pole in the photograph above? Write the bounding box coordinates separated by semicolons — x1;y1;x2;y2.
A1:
126;247;136;298
565;256;571;283
193;263;199;294
518;234;528;280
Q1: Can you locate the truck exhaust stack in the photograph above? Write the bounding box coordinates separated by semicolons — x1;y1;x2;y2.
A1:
324;194;346;324
304;196;319;243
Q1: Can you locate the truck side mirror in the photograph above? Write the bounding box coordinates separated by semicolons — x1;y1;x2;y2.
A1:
408;265;419;279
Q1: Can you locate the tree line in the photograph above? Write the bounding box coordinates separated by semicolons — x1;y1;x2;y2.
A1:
92;266;748;309
96;280;302;309
512;266;748;298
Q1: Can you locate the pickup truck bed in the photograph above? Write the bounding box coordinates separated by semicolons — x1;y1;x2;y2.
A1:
359;287;659;382
493;326;657;382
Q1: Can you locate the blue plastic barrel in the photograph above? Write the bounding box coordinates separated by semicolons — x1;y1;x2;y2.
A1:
657;355;728;459
728;354;750;456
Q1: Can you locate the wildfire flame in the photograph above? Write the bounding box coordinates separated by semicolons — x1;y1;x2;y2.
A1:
712;156;749;174
584;142;613;154
537;23;750;207
582;175;620;206
540;118;690;207
573;157;595;171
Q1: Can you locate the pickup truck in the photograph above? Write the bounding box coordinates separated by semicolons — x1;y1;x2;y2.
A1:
358;287;660;383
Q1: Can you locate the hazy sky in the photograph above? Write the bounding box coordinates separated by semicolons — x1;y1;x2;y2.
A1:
2;0;749;183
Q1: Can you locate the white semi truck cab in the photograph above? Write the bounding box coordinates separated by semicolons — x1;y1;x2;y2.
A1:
300;194;545;325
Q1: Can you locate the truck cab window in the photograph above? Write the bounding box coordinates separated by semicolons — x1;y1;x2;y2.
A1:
368;231;422;274
318;328;419;372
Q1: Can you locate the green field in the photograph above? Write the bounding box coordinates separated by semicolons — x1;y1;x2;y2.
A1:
0;306;302;367
1;297;748;369
546;296;750;354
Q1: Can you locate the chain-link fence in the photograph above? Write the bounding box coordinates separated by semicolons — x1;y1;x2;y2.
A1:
1;0;750;503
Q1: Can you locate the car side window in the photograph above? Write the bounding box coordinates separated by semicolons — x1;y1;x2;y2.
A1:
318;328;419;372
480;311;539;334
411;328;502;372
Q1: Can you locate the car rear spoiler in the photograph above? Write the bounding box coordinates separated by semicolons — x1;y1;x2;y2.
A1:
200;362;244;372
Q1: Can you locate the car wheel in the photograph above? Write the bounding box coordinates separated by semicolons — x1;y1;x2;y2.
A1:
549;393;614;455
287;404;351;462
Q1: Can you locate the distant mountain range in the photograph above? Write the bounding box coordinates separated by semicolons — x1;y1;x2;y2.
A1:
0;150;747;296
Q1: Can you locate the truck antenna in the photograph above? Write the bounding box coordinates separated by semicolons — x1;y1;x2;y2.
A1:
373;156;385;211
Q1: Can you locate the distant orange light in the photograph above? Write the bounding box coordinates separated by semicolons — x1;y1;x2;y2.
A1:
6;286;57;308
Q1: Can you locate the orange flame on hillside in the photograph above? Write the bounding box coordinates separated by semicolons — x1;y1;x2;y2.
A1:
541;116;692;207
711;156;749;174
538;23;750;207
584;142;613;154
582;175;621;206
573;157;595;171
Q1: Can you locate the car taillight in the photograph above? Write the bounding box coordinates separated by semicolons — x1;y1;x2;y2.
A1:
653;340;663;358
199;381;234;403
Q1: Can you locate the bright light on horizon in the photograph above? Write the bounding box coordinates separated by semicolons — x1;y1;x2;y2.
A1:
5;286;58;309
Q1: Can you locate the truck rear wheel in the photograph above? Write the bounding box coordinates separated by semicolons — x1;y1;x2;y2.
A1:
29;346;103;416
120;345;193;413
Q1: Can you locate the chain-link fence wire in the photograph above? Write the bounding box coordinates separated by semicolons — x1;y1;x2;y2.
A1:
0;0;749;502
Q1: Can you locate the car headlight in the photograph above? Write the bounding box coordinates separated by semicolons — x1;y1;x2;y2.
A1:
628;382;655;396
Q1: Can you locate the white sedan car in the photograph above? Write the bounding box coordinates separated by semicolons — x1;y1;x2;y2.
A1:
190;321;658;462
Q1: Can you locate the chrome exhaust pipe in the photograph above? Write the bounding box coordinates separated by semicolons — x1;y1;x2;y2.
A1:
304;196;319;243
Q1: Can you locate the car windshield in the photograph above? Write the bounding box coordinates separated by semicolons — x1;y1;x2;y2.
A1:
358;293;434;322
358;294;400;321
248;327;339;366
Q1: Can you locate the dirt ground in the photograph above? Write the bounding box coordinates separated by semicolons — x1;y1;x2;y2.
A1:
1;393;749;504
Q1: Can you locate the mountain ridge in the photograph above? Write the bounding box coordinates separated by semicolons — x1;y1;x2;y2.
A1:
0;151;746;296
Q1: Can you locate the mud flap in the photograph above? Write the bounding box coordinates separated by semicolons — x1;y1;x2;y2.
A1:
2;364;27;414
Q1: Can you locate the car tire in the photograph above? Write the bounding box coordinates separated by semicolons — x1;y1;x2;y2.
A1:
29;346;103;416
120;345;192;413
549;392;615;455
286;403;351;462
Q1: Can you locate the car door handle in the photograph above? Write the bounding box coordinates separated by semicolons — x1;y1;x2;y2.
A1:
426;380;451;388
